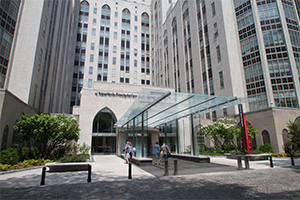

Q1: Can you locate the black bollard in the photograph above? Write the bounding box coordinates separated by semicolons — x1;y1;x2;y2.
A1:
164;160;169;176
128;163;132;179
173;159;178;175
88;164;92;182
269;156;274;168
41;167;46;185
291;153;295;166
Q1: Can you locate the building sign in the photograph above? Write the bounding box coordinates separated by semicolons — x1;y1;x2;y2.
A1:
95;91;137;99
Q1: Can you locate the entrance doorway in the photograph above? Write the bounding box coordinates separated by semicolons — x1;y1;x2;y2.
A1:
91;107;117;154
92;136;116;154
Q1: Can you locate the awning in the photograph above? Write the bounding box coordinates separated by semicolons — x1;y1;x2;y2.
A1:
115;88;257;127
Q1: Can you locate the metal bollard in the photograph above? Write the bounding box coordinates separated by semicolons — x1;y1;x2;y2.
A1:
88;164;92;182
41;167;46;185
269;156;274;168
244;156;250;170
237;157;242;170
173;159;178;175
128;163;132;179
291;154;295;166
164;160;169;176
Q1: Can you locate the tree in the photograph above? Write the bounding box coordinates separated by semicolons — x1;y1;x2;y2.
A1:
286;120;300;151
198;117;258;150
14;114;80;157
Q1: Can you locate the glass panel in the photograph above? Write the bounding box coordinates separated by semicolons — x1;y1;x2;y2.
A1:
115;88;257;127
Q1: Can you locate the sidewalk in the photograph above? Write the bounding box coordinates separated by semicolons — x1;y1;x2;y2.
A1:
0;155;154;188
0;155;298;188
0;155;299;199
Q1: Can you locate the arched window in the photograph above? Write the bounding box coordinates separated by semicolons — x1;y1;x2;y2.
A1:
295;116;300;123
1;125;9;150
93;108;117;133
262;130;271;144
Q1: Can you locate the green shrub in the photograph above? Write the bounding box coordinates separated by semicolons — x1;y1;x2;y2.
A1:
185;145;191;153
0;163;11;170
0;148;20;165
214;145;223;153
79;143;91;154
259;143;274;153
58;154;89;163
19;147;40;161
272;152;287;157
223;144;236;152
250;149;261;154
30;147;40;159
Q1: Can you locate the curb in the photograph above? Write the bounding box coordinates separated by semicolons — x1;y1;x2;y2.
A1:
0;165;44;175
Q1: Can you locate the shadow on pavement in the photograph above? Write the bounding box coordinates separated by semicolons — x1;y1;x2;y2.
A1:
1;172;300;200
138;157;237;177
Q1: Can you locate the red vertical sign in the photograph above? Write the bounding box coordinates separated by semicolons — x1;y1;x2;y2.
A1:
243;115;250;153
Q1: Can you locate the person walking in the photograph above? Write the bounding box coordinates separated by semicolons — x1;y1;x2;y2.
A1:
153;141;161;165
161;142;169;162
124;141;131;164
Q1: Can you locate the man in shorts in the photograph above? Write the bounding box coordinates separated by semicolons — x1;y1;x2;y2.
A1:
124;141;131;164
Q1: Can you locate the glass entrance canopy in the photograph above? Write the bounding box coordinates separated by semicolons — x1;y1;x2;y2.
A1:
115;88;257;127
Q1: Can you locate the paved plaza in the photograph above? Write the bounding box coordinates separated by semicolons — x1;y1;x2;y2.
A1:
0;155;299;199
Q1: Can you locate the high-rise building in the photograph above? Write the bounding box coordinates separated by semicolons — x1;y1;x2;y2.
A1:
149;0;300;152
0;0;79;150
71;0;152;108
72;0;300;154
0;0;21;89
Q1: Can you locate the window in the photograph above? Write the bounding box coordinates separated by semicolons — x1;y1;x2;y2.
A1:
134;35;138;42
88;79;92;88
211;2;216;17
262;130;271;144
134;26;138;32
120;77;124;82
37;48;43;71
134;71;137;79
114;32;117;39
113;45;117;53
216;46;221;62
93;18;96;24
94;8;97;14
115;11;118;17
223;108;227;116
125;78;129;83
134;60;137;67
219;71;224;89
92;28;96;36
90;54;94;62
89;66;93;74
134;48;137;55
113;57;116;65
43;17;47;37
135;15;138;21
114;22;117;28
169;0;172;3
91;43;95;50
214;22;218;41
112;68;116;77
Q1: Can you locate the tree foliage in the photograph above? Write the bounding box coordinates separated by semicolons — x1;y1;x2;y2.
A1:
286;120;300;151
14;114;80;157
198;117;258;150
